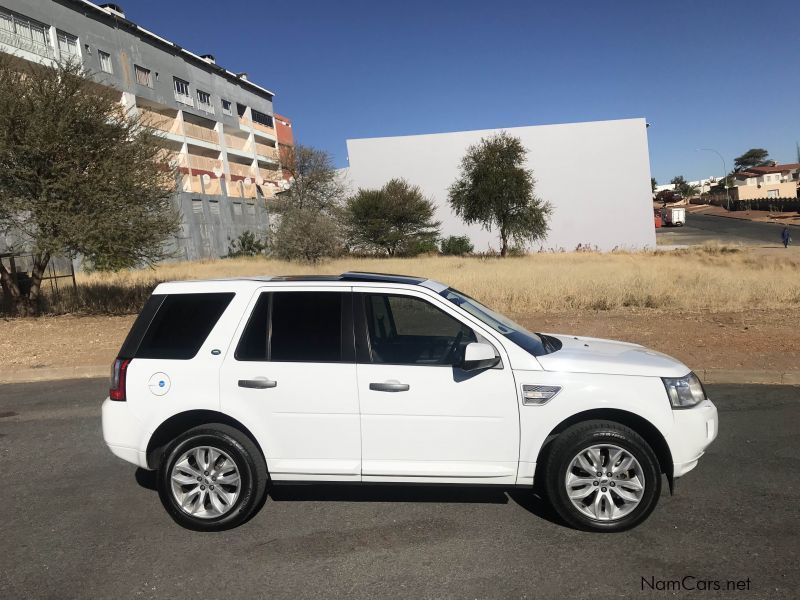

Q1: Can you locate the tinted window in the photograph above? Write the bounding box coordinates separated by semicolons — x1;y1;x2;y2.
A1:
136;293;234;360
235;293;270;361
365;294;476;365
270;292;343;362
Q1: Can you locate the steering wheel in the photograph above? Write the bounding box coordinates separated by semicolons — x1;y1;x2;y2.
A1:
443;329;465;364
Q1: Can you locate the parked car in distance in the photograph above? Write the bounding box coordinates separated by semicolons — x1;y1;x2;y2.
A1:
102;272;718;532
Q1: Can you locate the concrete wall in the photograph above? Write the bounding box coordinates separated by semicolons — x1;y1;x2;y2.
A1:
734;181;797;200
346;118;656;252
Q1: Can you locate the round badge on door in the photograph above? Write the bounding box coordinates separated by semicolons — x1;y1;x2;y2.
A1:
148;372;171;396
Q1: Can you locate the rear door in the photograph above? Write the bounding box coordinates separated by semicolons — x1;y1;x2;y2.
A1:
219;286;361;482
354;287;520;484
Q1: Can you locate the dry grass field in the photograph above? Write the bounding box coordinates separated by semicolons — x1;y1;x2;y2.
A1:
71;244;800;315
2;245;800;374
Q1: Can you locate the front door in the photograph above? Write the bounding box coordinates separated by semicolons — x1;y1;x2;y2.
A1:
354;288;519;484
220;286;361;482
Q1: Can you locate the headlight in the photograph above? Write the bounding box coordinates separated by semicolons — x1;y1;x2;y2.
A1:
661;372;706;409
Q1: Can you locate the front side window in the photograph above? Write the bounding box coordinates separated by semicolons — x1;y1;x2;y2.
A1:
363;294;476;365
174;77;190;96
136;293;234;360
221;99;232;115
236;291;345;362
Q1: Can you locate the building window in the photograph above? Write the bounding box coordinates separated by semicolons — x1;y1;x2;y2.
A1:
209;200;220;215
172;77;193;105
196;89;214;114
767;189;779;199
251;109;274;128
135;65;153;88
221;99;232;116
98;50;113;74
56;31;79;60
246;202;255;216
0;10;53;59
233;202;243;216
191;199;203;214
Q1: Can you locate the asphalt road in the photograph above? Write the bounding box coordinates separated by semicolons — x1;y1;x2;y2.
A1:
657;212;796;247
1;378;798;599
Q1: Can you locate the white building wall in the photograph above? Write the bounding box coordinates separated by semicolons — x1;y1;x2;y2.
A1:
346;118;655;252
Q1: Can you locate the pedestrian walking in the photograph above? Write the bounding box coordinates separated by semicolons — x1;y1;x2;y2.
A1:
781;226;791;248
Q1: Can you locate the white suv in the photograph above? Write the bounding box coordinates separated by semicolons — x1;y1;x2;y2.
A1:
102;272;718;532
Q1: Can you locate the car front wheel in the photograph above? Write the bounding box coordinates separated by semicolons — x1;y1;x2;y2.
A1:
544;420;661;532
157;424;268;531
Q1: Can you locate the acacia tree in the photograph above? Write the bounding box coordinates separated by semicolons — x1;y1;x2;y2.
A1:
734;148;772;172
0;57;178;316
448;132;551;256
345;179;440;256
272;144;345;260
277;144;346;212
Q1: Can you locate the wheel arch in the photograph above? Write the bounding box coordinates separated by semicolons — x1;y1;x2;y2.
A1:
536;408;673;487
146;410;264;470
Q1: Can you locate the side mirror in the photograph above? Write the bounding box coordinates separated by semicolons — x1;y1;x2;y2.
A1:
461;342;500;372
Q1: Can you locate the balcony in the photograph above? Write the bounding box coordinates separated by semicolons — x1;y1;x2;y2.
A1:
139;109;180;135
186;154;222;173
0;28;55;59
228;162;253;178
224;133;249;152
183;122;218;145
255;142;278;160
197;101;215;116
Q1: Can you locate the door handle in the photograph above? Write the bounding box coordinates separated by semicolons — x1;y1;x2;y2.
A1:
369;381;410;392
238;378;277;389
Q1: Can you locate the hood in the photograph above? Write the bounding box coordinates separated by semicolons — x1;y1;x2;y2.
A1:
536;334;690;378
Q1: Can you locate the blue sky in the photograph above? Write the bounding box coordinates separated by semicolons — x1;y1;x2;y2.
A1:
127;0;799;183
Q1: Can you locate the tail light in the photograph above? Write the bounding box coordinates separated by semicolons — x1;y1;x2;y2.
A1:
109;358;131;401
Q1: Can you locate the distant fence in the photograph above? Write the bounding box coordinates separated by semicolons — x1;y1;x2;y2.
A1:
699;194;800;212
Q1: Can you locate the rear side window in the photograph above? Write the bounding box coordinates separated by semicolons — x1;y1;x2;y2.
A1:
235;291;347;362
136;293;234;359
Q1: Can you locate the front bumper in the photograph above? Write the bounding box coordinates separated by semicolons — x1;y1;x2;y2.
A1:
101;398;149;468
670;399;718;478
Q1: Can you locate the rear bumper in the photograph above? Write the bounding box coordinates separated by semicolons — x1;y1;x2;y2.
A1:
670;399;718;478
101;398;148;468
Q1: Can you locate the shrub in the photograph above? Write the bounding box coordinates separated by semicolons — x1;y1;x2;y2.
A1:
227;231;267;257
440;235;474;256
271;208;342;263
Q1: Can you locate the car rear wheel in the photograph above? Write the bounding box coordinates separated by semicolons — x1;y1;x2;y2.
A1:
544;420;661;532
158;424;267;531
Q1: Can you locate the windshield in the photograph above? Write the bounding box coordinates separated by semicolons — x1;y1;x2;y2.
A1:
441;288;553;356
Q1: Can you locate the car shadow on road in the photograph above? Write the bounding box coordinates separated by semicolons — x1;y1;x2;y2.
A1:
135;468;568;528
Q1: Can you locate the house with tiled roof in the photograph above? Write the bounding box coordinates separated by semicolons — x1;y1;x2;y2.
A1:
732;163;800;200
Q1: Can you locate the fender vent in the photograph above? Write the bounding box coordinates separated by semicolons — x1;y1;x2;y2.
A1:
521;385;562;406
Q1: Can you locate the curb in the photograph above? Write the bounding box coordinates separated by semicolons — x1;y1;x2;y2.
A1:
1;365;108;385
686;207;800;229
1;365;799;386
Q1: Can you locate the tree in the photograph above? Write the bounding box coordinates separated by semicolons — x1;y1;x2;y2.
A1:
277;144;346;213
670;176;699;199
271;207;342;262
0;57;178;316
651;177;657;193
448;132;551;257
734;148;772;172
345;179;440;256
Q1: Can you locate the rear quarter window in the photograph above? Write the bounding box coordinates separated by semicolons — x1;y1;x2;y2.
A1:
133;292;234;360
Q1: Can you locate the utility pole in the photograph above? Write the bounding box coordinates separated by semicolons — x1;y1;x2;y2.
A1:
697;148;731;210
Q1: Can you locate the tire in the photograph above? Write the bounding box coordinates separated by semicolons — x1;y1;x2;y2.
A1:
543;420;661;532
157;423;268;531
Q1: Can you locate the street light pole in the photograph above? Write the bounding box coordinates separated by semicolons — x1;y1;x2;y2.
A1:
697;148;731;210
